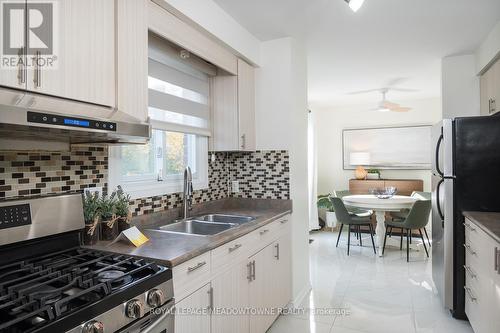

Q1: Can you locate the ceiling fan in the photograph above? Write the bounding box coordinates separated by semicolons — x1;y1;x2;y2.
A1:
347;79;417;112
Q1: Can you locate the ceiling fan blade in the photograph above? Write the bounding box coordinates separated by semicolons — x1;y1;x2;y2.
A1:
347;89;382;95
389;88;419;92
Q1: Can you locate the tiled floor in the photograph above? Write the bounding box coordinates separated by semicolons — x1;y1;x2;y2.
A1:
267;230;473;333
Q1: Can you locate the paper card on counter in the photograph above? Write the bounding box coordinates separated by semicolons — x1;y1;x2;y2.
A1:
109;226;149;247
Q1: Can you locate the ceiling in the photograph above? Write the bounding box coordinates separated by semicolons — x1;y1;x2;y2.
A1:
213;0;500;108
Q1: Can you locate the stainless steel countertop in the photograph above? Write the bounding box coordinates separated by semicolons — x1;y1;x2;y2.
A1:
463;211;500;244
85;198;292;267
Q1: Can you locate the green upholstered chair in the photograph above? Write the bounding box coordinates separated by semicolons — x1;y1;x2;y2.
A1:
388;191;431;247
383;200;431;262
333;190;372;217
331;197;376;255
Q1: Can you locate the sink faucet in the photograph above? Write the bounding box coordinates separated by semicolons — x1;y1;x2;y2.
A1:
182;166;194;219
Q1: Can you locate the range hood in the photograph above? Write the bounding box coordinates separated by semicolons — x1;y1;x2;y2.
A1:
0;89;151;145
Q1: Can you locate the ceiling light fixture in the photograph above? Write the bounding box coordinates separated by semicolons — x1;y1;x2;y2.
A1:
344;0;365;12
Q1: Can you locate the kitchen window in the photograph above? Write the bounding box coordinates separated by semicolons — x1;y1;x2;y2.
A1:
109;33;215;198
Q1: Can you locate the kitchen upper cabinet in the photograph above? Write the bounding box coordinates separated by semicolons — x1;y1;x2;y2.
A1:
115;0;148;123
211;59;256;151
26;0;115;107
0;11;25;91
480;58;500;115
211;260;250;333
175;283;212;333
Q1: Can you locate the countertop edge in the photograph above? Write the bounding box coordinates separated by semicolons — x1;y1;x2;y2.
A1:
463;211;500;244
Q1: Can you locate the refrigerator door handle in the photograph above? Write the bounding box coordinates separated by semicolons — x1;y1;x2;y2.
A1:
436;178;444;222
435;133;444;177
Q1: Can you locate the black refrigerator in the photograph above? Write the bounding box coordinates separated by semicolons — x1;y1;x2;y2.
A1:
431;115;500;319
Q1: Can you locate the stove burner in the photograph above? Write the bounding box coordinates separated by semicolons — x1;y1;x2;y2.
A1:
97;269;133;288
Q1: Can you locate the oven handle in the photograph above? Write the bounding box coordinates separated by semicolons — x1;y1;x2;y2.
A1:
140;299;175;333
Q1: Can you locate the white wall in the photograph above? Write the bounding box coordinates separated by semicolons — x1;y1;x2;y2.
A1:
316;98;442;195
441;55;480;119
160;0;261;66
256;37;311;305
476;20;500;74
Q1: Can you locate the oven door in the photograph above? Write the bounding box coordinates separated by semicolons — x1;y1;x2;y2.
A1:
118;299;175;333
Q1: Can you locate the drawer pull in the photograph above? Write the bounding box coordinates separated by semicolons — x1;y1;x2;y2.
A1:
247;262;253;281
280;219;288;224
463;265;477;279
463;243;477;256
463;222;476;232
187;261;206;273
464;286;477;302
228;243;242;253
259;229;269;235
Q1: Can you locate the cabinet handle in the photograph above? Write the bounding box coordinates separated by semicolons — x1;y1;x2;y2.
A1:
252;260;256;281
280;219;288;224
463;222;476;232
207;286;213;312
463;265;476;279
247;262;253;282
17;47;25;85
259;229;269;236
33;51;42;88
275;243;280;260
187;261;206;273
463;243;476;256
489;98;497;114
464;286;477;303
228;243;242;253
240;134;246;150
495;247;499;274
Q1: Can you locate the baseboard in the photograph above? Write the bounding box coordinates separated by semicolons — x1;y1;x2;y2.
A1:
292;282;312;308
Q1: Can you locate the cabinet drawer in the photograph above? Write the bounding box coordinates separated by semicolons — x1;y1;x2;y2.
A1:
173;252;211;301
276;215;291;233
211;232;254;274
465;219;498;273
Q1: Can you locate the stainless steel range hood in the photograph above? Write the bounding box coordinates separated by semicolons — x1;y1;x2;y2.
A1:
0;104;151;145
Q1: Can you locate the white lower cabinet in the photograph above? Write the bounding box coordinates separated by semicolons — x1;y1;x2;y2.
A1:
464;218;500;333
174;283;211;333
211;260;250;333
174;215;292;333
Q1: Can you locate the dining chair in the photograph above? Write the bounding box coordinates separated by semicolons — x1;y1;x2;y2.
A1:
331;197;376;255
383;200;431;262
333;190;373;217
388;191;431;247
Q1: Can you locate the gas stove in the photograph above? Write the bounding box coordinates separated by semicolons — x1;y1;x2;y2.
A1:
0;194;174;333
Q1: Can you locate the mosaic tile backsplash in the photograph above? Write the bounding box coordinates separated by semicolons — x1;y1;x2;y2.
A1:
0;146;107;199
0;147;289;216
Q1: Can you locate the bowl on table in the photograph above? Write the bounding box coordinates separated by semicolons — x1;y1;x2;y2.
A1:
370;187;397;199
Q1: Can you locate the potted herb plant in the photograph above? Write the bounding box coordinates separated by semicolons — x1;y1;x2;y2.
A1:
83;191;101;245
115;186;132;232
317;194;337;228
366;168;381;180
99;192;119;240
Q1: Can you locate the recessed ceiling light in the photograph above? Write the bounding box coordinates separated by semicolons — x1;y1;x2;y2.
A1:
344;0;365;12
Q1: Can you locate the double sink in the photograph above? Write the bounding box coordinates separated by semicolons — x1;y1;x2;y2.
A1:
154;214;256;237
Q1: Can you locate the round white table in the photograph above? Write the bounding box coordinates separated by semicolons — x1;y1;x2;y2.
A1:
342;195;417;257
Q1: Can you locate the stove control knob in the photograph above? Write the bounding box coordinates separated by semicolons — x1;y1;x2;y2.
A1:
147;289;165;307
82;320;104;333
126;299;145;319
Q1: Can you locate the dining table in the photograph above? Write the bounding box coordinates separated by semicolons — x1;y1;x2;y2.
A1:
342;195;417;257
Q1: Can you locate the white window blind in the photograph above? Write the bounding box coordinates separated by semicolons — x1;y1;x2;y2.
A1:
148;34;214;137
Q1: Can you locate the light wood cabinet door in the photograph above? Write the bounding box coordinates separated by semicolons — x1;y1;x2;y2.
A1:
237;59;256;151
275;233;292;308
480;59;500;115
115;0;148;122
175;283;211;333
211;260;250;333
211;74;239;151
0;3;26;92
26;0;115;107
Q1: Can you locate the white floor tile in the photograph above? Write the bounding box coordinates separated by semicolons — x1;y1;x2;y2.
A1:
267;230;473;333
